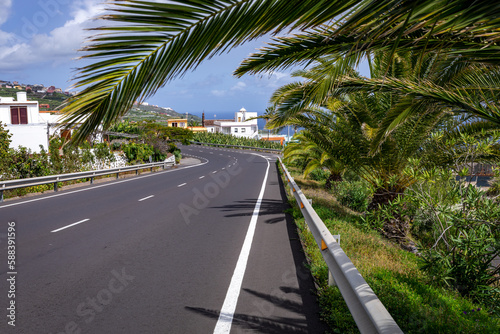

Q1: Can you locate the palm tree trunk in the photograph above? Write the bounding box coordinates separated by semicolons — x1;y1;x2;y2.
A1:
368;187;413;246
325;172;342;190
367;187;403;211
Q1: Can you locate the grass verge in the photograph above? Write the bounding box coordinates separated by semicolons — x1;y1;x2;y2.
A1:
278;163;500;333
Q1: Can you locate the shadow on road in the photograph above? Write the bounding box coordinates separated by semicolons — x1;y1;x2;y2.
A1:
210;199;286;224
186;165;328;333
185;303;310;334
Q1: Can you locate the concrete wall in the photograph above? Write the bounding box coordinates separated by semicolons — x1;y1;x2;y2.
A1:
216;121;259;138
232;125;254;137
7;123;49;152
234;111;257;124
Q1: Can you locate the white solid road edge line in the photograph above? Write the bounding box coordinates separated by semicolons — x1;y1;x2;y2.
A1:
51;219;90;233
178;183;187;187
138;195;154;202
213;154;270;334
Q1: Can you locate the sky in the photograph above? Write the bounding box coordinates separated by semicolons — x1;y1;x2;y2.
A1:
0;0;369;118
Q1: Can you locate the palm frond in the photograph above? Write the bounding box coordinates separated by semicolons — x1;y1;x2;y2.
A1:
336;76;500;124
61;0;354;142
62;0;500;143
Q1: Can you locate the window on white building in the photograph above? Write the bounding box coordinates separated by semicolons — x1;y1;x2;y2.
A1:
234;128;238;133
10;106;28;124
241;128;246;133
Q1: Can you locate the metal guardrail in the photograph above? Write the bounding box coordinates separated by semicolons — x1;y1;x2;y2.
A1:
278;158;403;334
191;141;282;153
0;161;174;202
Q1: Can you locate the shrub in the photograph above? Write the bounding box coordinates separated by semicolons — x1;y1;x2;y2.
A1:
7;146;51;179
360;194;420;251
486;168;500;196
93;142;116;166
173;149;182;163
49;137;83;174
406;168;500;315
121;142;155;164
193;132;282;149
332;180;372;212
308;168;330;182
111;142;122;151
416;185;500;314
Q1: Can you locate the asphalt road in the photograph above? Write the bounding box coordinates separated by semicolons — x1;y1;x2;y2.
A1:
0;145;326;333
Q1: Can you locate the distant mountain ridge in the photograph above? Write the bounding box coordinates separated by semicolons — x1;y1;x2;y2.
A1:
125;103;201;123
0;86;68;110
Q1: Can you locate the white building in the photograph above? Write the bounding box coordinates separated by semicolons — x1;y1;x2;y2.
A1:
0;92;63;152
206;108;259;138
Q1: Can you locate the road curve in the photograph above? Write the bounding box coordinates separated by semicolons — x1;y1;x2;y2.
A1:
0;145;326;333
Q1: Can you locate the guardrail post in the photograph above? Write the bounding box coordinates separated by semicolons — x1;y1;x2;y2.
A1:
0;190;3;203
328;235;341;286
136;169;139;175
90;177;94;184
151;167;153;173
328;271;336;286
116;172;119;179
54;182;58;192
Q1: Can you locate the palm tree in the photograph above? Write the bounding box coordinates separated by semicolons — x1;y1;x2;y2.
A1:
238;43;500;144
284;132;345;189
265;51;500;209
59;0;500;142
188;120;200;127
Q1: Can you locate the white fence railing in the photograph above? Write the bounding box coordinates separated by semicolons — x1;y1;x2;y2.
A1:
278;158;403;334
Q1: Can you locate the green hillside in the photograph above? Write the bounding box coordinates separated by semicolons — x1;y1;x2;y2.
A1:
0;87;68;110
0;86;200;123
121;104;201;123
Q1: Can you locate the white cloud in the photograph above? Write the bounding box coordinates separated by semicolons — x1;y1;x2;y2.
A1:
211;81;248;97
0;0;12;25
211;89;227;97
0;0;105;71
272;71;290;81
230;81;246;91
0;29;16;45
254;70;293;89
